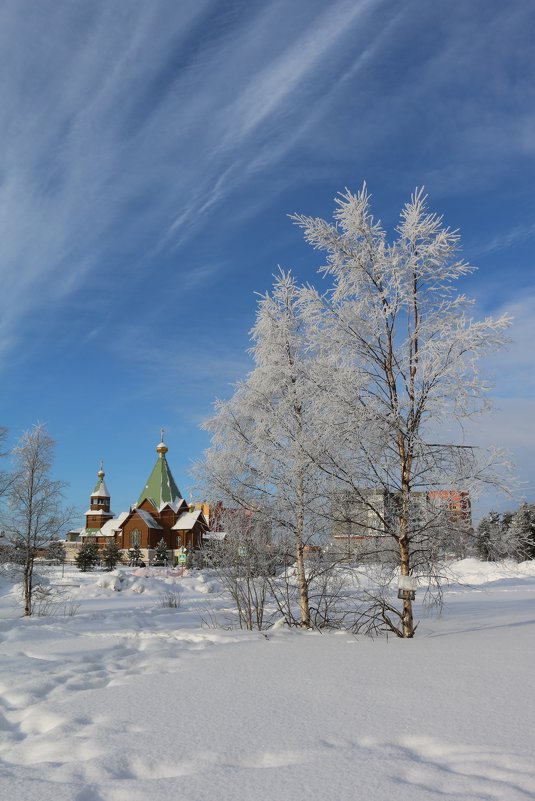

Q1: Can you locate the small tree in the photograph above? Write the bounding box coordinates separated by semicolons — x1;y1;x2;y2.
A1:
152;538;169;566
202;271;328;627
127;543;143;566
205;510;280;630
101;540;122;571
48;538;67;565
5;424;73;615
75;542;100;572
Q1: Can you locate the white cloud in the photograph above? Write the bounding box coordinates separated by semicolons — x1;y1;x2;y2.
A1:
481;291;535;399
463;287;535;508
220;1;373;146
0;1;380;360
472;221;535;257
0;0;534;374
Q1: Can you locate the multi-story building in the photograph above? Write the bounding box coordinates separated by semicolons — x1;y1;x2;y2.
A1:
331;487;472;554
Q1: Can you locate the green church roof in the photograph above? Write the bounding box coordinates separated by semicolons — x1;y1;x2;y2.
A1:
136;440;183;510
92;476;110;496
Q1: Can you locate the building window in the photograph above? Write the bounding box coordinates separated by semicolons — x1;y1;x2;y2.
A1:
130;529;141;547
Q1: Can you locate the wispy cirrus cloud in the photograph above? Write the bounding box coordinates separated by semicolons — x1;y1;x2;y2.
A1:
0;0;534;374
482;291;535;399
470;221;535;257
462;288;535;510
0;0;383;360
111;323;252;420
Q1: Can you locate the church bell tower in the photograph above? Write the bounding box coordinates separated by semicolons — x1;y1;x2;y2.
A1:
85;462;114;534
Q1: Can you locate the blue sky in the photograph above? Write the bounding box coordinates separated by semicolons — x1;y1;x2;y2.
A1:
0;0;534;521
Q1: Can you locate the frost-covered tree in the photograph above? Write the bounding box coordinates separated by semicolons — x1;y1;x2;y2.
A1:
292;185;510;637
475;506;535;562
152;538;169;566
202;271;327;627
203;509;280;630
508;503;535;561
5;424;73;615
475;511;506;561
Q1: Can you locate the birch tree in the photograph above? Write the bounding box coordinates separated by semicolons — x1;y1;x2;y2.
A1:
202;271;327;627
293;185;510;637
6;424;72;615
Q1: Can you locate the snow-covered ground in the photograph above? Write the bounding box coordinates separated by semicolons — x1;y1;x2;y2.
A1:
1;559;534;801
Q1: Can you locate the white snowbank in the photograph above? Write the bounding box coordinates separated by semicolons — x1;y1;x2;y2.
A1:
446;557;535;585
0;560;534;801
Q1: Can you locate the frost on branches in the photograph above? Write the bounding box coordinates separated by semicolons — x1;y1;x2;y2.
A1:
293;185;510;636
4;424;73;615
202;185;511;638
202;271;329;628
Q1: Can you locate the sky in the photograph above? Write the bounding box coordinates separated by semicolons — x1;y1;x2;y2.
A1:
0;0;534;522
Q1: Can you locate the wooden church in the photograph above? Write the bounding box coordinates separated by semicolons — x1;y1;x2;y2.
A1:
67;438;208;562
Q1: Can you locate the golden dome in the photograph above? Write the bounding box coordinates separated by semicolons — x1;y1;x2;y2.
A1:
156;440;168;456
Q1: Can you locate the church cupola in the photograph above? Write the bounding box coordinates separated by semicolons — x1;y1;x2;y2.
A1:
90;462;111;512
85;462;114;534
156;439;168;457
136;431;184;511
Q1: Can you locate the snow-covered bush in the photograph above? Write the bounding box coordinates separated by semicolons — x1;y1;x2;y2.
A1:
157;588;181;608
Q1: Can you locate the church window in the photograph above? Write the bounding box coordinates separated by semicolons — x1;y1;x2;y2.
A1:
130;529;141;547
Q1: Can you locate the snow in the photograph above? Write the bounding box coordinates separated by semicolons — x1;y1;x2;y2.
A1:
203;530;226;541
1;559;534;801
172;509;203;529
99;512;129;538
132;509;162;529
159;499;187;513
92;482;110;498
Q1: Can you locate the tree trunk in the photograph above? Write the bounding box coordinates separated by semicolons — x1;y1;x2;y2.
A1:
399;474;414;638
398;535;414;638
23;560;33;616
295;538;310;627
295;469;310;627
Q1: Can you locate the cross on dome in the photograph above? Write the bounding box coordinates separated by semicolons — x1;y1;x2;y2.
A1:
156;426;168;456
